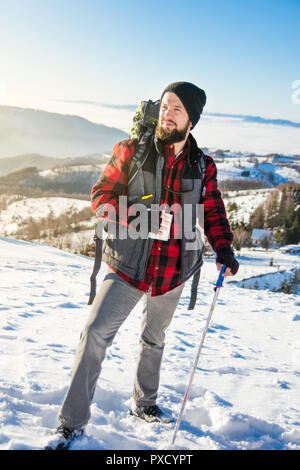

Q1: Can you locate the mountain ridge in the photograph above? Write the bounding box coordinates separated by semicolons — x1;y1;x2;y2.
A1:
0;104;128;159
0;152;109;177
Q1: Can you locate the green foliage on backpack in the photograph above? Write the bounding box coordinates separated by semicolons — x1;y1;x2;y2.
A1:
129;100;160;141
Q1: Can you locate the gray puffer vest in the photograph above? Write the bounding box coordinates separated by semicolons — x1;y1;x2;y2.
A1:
102;134;206;286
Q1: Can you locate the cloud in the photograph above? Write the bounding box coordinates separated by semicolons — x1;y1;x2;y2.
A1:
54;99;300;129
205;112;300;128
54;99;137;111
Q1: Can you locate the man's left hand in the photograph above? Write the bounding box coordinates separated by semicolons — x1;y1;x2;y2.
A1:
216;251;239;276
216;263;235;277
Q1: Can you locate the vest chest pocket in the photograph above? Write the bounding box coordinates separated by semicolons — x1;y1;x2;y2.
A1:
180;178;194;192
181;178;203;205
127;170;155;208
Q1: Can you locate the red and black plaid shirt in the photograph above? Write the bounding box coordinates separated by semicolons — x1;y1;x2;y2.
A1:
91;139;233;296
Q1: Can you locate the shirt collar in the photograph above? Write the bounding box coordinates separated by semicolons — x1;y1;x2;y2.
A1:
164;138;190;159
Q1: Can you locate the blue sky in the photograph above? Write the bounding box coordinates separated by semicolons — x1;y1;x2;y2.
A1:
0;0;299;123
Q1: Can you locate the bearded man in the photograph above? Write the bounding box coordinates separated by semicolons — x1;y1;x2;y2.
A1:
46;81;239;450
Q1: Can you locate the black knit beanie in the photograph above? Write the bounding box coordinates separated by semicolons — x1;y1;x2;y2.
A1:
161;81;206;129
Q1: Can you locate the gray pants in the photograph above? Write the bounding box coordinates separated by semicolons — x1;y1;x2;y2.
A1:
58;269;184;430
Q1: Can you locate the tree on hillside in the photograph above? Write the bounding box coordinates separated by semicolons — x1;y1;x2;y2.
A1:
233;227;252;251
264;190;281;228
248;184;299;246
273;185;300;246
250;204;265;230
261;235;270;251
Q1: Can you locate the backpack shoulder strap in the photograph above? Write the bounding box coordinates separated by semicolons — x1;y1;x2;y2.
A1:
188;134;207;193
188;268;201;310
198;149;206;191
188;143;207;310
88;231;103;305
128;132;154;192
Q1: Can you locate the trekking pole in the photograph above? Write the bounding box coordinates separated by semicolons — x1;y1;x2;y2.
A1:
171;264;227;446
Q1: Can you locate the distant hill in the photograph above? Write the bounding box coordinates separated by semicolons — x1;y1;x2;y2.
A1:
0;104;128;159
0;154;59;177
0;145;299;199
0;162;104;197
0;153;109;177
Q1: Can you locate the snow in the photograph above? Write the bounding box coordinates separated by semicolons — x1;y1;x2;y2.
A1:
279;244;300;254
216;158;300;185
0;237;300;450
234;267;299;294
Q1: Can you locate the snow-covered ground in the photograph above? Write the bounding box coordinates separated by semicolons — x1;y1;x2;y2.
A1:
0;237;299;450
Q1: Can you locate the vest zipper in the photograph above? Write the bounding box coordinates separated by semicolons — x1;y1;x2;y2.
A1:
137;152;164;280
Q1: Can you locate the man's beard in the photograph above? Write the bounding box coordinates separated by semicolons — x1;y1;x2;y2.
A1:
155;120;190;145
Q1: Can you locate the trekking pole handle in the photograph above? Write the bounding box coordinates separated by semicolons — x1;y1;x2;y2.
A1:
215;264;226;290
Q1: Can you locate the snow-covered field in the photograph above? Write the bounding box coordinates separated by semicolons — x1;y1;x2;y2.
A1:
0;237;299;450
0;196;93;236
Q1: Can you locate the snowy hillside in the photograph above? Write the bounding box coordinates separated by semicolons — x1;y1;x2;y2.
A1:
0;188;272;230
211;151;300;185
1;237;300;450
0;184;296;256
0;105;128;158
0;189;271;254
0;196;92;234
35;151;299;189
0;153;108;178
37;161;106;193
1;149;298;202
0;196;97;254
222;188;272;225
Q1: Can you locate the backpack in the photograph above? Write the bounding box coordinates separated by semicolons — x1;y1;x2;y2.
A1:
87;99;205;309
127;99;160;189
